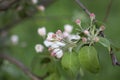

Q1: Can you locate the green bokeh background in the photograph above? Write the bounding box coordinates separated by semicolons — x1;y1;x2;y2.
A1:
0;0;120;80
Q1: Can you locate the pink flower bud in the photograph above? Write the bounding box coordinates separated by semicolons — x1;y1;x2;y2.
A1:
52;34;56;38
100;25;105;31
75;19;81;25
94;37;99;42
56;30;62;34
83;30;89;35
82;37;87;43
48;48;53;51
90;13;95;20
51;52;56;57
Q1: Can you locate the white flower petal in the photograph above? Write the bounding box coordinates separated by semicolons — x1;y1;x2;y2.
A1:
53;48;60;53
37;5;45;12
44;40;53;47
68;35;80;41
64;24;73;33
46;32;54;40
56;50;63;58
63;31;69;38
32;0;38;4
51;44;59;48
55;41;66;47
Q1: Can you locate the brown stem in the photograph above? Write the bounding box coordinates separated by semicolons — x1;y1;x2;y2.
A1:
103;0;113;22
110;48;120;66
75;0;91;16
0;53;42;80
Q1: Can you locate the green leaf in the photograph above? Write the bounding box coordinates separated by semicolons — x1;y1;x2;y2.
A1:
61;52;80;75
99;37;110;50
78;46;100;73
44;73;59;80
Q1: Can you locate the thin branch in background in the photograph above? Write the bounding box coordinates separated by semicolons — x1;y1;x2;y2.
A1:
0;53;42;80
0;0;57;34
39;0;56;7
0;0;20;11
110;48;120;66
75;0;91;16
103;0;114;22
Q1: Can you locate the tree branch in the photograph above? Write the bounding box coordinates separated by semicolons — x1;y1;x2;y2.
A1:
110;48;120;66
103;0;113;22
75;0;91;16
0;0;20;11
0;53;42;80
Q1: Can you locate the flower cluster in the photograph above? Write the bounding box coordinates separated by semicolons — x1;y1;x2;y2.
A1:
35;25;80;58
75;13;105;45
35;13;105;59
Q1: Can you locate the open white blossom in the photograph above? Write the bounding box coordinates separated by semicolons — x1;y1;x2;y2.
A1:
68;34;80;42
11;35;19;45
64;24;73;33
46;32;54;41
38;27;46;37
32;0;38;4
55;49;63;58
35;44;44;53
37;5;45;12
36;25;81;59
51;48;63;58
51;41;65;48
44;40;53;47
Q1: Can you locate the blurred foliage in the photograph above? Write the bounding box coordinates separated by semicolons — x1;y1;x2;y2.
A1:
0;0;120;80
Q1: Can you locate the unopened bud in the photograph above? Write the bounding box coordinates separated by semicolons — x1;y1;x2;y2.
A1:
38;27;46;37
83;30;89;35
51;52;56;57
94;37;99;42
48;48;53;51
56;30;62;34
90;13;95;21
82;37;87;43
52;34;56;38
100;25;105;31
75;19;81;25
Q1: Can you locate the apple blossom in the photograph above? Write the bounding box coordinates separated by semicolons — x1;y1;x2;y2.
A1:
38;27;46;37
64;24;73;33
35;44;44;53
11;35;19;45
32;0;38;4
37;5;45;12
